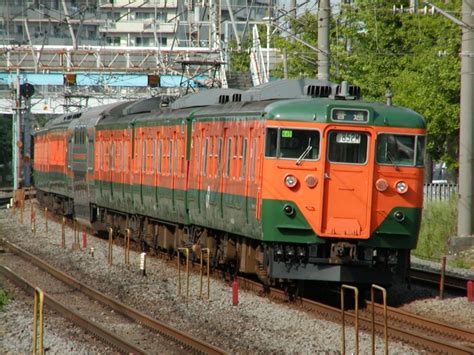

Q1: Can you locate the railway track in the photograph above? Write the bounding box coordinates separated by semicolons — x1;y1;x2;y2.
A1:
4;203;472;353
409;266;472;292
238;278;474;354
0;239;227;355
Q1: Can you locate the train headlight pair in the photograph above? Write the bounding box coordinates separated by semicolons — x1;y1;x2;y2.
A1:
284;174;318;189
375;179;408;194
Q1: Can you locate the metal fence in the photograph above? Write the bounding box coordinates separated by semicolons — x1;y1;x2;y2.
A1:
423;183;458;201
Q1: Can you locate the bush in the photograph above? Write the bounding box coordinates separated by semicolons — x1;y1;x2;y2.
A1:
0;288;10;311
414;197;457;260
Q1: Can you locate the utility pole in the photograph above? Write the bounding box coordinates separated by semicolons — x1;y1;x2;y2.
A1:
458;0;474;238
317;0;330;81
13;70;21;191
423;1;474;241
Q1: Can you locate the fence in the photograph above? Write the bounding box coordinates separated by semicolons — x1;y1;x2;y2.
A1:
423;183;458;201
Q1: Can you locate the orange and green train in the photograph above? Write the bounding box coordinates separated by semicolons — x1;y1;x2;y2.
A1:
33;79;426;285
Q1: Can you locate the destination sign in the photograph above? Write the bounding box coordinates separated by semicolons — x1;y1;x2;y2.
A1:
331;109;369;123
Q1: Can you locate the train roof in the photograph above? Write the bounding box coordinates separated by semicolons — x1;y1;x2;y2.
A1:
265;98;426;129
37;79;425;132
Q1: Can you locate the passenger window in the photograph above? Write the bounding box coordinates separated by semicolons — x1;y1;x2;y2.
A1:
376;134;417;166
328;131;368;164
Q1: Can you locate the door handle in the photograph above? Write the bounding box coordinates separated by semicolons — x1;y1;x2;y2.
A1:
324;172;330;179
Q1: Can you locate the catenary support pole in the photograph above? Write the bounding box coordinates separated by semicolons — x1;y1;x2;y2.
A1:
458;0;474;238
317;0;330;81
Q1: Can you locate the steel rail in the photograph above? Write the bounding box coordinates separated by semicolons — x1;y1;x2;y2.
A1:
0;239;227;355
0;265;146;354
238;277;474;354
410;266;472;292
368;302;474;345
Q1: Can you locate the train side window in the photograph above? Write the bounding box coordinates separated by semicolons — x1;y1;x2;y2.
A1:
265;128;278;157
376;134;416;166
157;139;162;174
328;131;368;164
241;138;248;179
416;136;425;166
250;138;256;181
168;140;173;175
217;138;223;177
203;138;209;177
225;138;232;177
111;141;115;171
122;140;126;172
174;136;178;176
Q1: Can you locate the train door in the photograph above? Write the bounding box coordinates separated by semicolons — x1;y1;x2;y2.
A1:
321;127;373;239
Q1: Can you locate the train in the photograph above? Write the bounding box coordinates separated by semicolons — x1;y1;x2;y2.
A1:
33;79;426;286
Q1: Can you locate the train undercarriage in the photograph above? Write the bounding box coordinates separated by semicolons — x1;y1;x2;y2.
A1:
36;190;410;286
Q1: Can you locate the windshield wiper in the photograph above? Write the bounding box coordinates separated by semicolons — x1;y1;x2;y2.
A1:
296;144;312;166
387;150;400;170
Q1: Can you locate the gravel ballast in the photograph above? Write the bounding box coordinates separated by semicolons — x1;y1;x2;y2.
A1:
1;204;473;353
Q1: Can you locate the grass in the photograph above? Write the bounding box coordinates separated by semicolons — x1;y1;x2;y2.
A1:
414;197;458;261
0;288;10;311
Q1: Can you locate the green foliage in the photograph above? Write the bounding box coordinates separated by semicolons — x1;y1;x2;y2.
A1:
414;197;457;260
272;0;461;169
0;288;10;312
448;256;472;269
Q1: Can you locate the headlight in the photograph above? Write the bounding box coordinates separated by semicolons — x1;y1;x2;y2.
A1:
395;181;408;194
284;174;298;188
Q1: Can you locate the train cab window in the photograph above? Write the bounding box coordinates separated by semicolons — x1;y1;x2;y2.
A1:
376;134;424;166
265;128;320;160
328;131;368;164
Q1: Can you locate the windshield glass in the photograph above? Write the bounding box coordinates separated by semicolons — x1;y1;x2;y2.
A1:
377;134;425;166
328;131;368;164
265;128;320;160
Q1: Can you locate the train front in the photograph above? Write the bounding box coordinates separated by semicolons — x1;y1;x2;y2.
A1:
260;98;426;285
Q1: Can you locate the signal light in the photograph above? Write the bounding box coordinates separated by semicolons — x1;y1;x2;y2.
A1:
64;74;77;86
148;74;160;87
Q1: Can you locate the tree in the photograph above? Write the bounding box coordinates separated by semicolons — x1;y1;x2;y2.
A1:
273;0;461;170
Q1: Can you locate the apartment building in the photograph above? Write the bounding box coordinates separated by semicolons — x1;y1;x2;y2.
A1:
0;0;270;48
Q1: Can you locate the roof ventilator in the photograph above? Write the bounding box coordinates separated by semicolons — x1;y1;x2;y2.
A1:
335;81;361;100
232;93;242;102
219;95;230;104
305;85;331;98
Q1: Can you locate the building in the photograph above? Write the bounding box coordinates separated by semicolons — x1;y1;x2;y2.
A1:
0;0;270;48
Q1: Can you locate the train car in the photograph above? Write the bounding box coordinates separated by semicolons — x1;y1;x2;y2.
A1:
33;79;426;285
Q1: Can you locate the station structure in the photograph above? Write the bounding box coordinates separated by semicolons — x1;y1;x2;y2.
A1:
0;0;291;189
